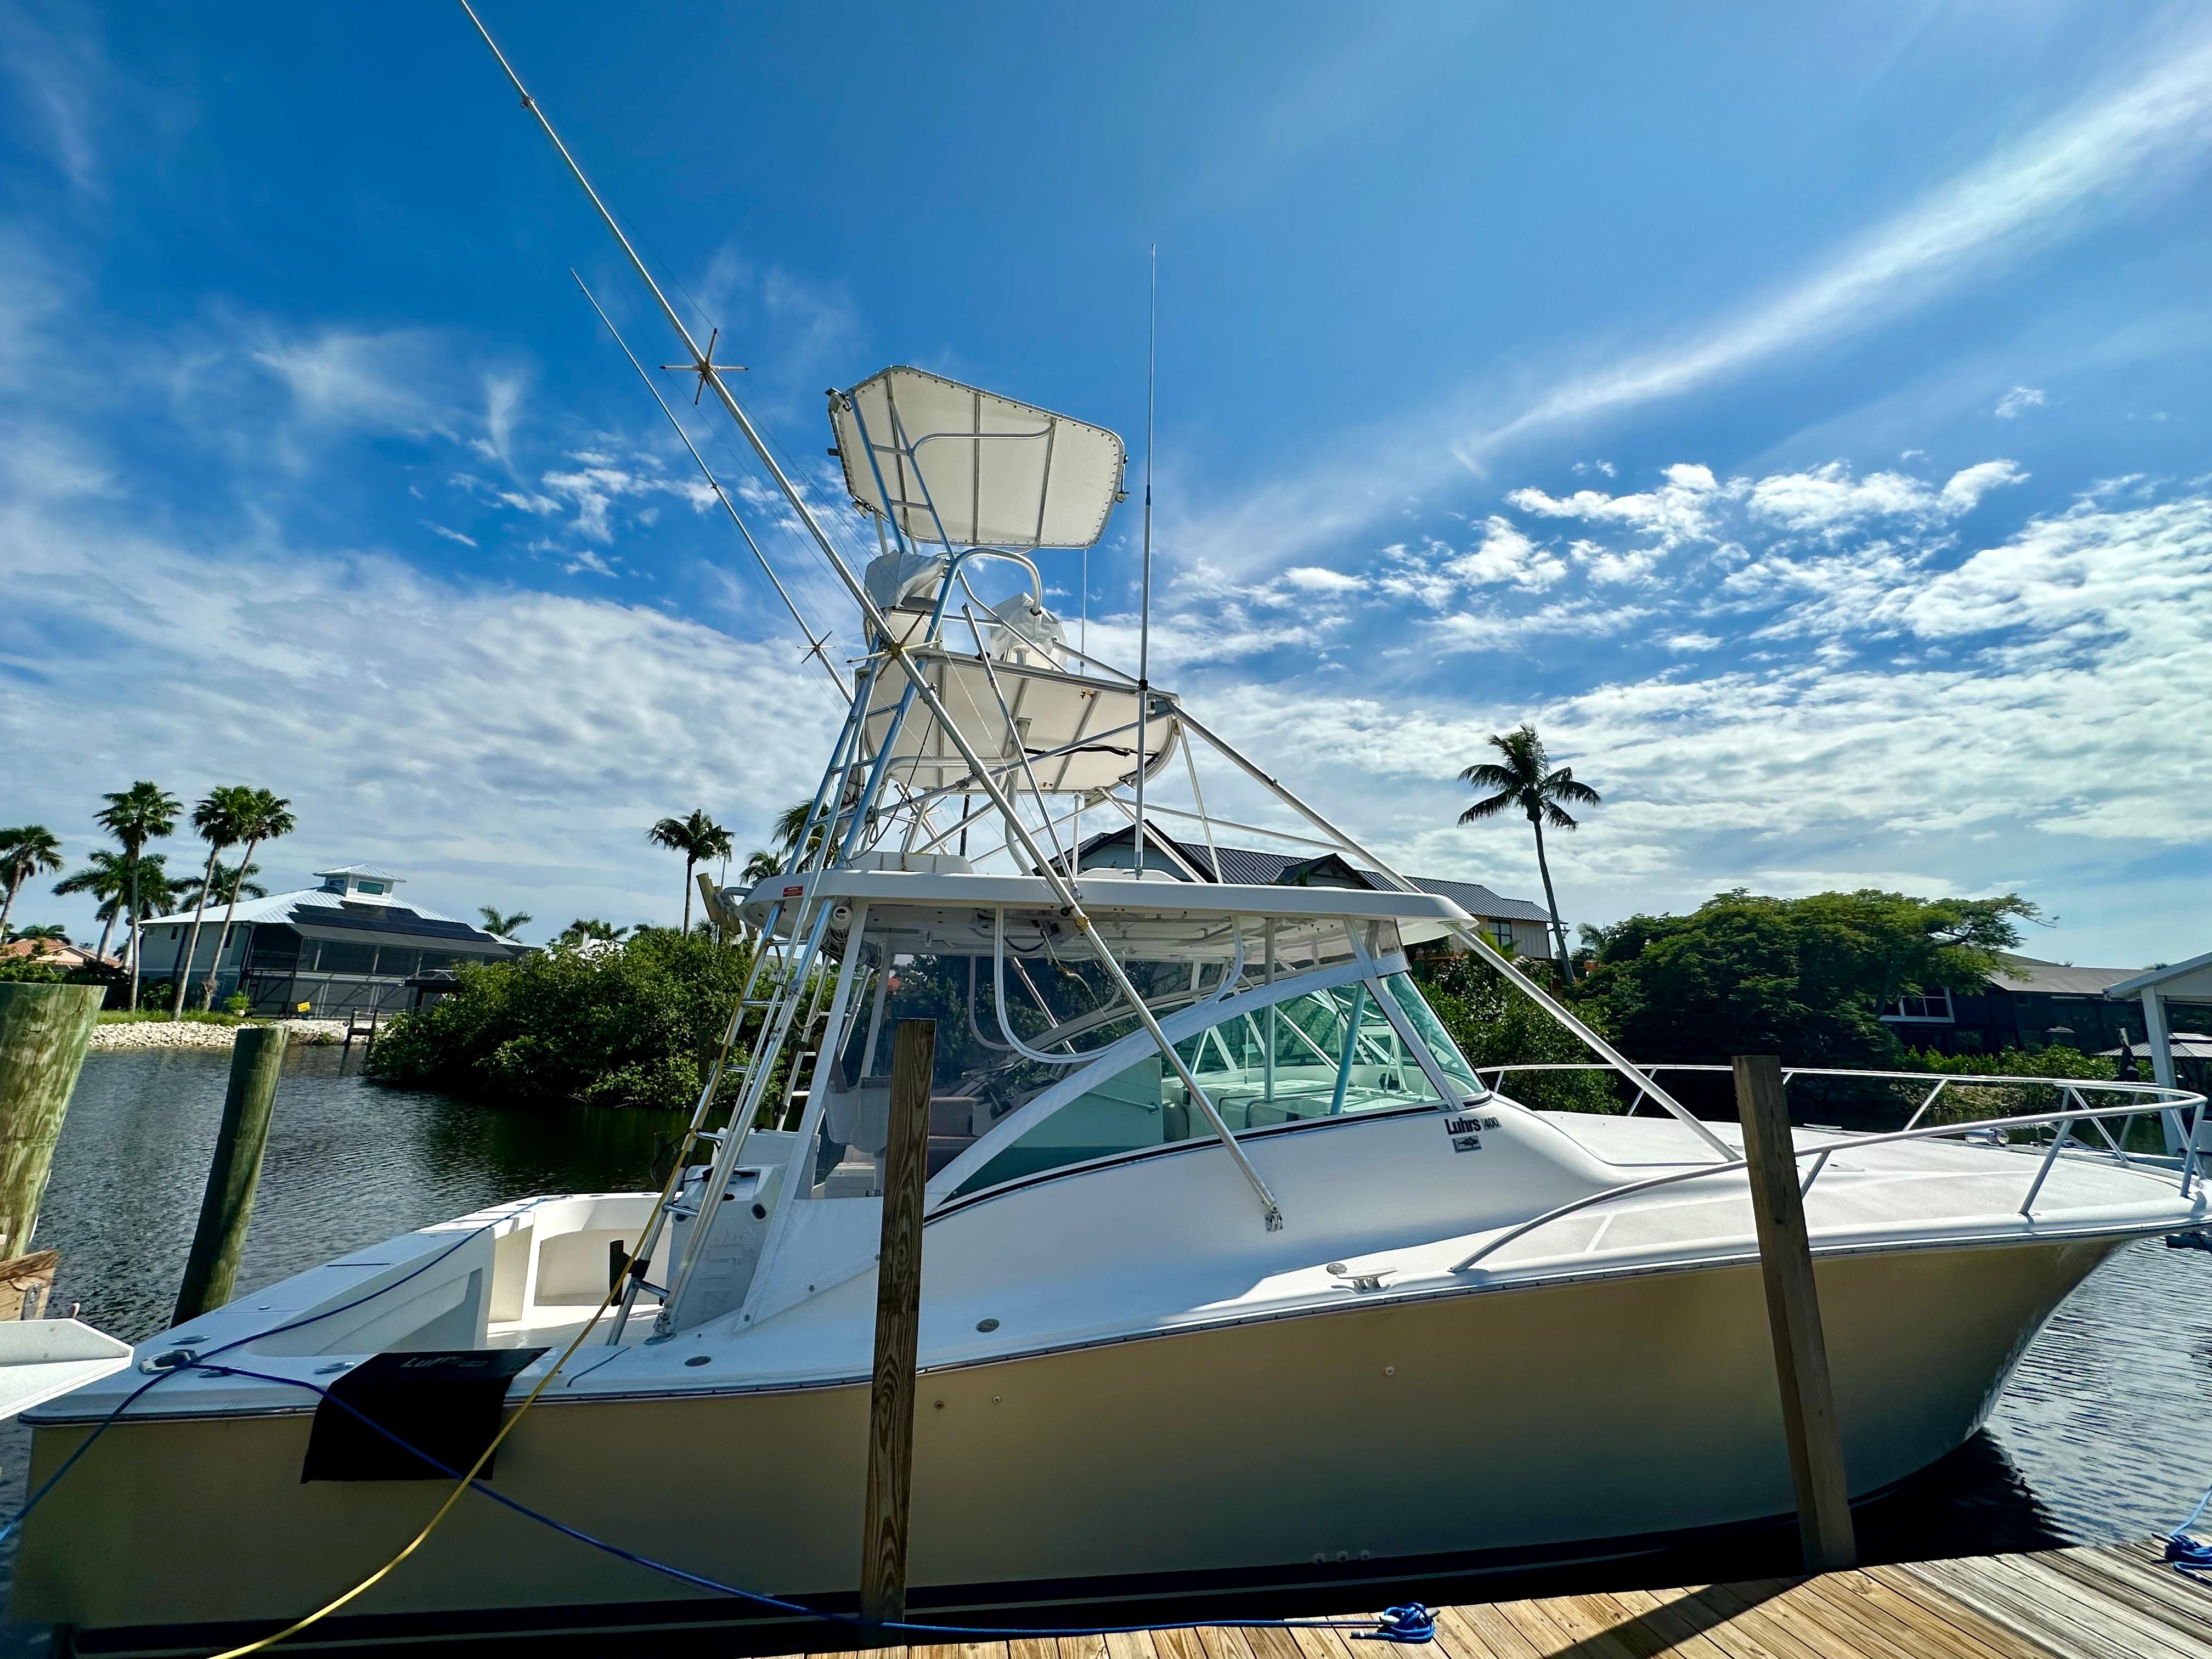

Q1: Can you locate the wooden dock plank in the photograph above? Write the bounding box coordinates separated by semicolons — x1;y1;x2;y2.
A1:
1809;1566;2028;1659
1863;1562;2070;1659
1436;1599;1545;1659
1591;1587;1748;1659
1284;1619;1361;1659
1191;1622;1257;1659
1686;1582;1854;1659
753;1541;2212;1659
1994;1550;2212;1659
1899;1556;2129;1659
1148;1626;1212;1659
2037;1545;2212;1644
1505;1587;1651;1659
1780;1573;1967;1659
1237;1617;1310;1659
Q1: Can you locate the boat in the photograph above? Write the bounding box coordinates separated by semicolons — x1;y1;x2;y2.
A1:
14;13;2210;1655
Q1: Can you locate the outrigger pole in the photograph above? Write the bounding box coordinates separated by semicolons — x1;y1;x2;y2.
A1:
457;1;1288;1231
1132;246;1157;884
461;1;1723;1190
571;273;851;703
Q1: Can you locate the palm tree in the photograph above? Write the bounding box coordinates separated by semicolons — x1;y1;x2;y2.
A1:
54;849;171;966
198;789;294;1010
180;860;266;907
95;782;180;1009
13;923;68;944
557;918;631;947
478;908;533;939
647;809;735;933
772;799;838;868
172;787;261;1018
0;827;64;942
1457;724;1601;981
740;848;781;885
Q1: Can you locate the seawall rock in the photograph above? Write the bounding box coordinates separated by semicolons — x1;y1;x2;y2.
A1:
85;1019;348;1053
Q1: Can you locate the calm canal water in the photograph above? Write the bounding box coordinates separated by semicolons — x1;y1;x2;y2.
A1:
2;1047;2210;1643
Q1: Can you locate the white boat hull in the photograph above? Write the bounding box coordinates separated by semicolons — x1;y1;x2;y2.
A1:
16;1228;2120;1650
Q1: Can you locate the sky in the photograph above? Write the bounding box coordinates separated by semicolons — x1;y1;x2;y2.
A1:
3;1;2211;966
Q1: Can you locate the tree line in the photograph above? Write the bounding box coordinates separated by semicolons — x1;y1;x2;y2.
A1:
1;783;294;1015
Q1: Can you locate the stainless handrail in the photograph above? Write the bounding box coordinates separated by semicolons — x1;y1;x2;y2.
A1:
1453;1069;2208;1273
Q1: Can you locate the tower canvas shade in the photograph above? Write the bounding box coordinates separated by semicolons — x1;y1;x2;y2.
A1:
832;367;1127;551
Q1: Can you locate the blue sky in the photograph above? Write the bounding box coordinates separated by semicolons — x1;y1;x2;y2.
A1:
4;1;2211;964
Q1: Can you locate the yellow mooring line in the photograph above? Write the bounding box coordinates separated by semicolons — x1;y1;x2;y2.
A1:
206;1139;706;1657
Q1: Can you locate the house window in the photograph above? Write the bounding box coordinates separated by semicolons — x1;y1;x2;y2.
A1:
1486;919;1514;951
1882;989;1955;1023
357;881;386;895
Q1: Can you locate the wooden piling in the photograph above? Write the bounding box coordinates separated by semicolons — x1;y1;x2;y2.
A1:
173;1024;287;1326
1734;1051;1857;1572
860;1017;935;1629
0;983;105;1262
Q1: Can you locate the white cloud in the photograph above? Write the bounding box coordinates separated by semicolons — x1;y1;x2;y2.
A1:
1665;633;1720;652
1748;458;2026;532
1;479;843;935
1280;566;1363;592
1448;517;1566;590
564;548;617;577
1995;386;2047;419
1508;463;1731;551
1172;24;2212;578
1474;32;2212;452
250;328;455;439
1937;459;2030;514
422;522;477;548
0;4;105;194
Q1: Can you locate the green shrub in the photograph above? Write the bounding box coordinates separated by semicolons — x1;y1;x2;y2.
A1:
1412;950;1624;1114
365;928;765;1111
1898;1043;2121;1126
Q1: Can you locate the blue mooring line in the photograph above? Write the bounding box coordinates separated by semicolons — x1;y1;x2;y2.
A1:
193;1361;1434;1643
0;1220;1429;1647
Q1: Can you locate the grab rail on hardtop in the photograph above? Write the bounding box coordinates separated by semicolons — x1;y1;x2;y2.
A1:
1452;1067;2208;1274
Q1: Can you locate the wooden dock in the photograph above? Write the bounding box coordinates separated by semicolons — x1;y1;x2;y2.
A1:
772;1541;2212;1659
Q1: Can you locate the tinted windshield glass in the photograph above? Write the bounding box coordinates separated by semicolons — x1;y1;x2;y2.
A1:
948;973;1460;1198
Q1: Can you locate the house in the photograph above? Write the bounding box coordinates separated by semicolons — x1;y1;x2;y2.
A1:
1057;823;1556;957
0;939;117;972
134;864;521;1017
1881;951;2212;1058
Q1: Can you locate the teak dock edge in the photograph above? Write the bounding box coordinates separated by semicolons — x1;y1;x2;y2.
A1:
769;1540;2212;1659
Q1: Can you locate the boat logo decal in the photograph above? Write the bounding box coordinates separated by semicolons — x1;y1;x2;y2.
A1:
1444;1113;1500;1153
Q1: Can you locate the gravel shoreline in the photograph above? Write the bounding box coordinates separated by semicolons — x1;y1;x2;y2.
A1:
85;1018;352;1052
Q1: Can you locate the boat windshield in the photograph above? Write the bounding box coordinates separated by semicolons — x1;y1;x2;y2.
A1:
946;969;1475;1198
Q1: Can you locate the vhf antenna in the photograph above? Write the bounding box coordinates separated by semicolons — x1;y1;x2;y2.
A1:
1132;245;1157;883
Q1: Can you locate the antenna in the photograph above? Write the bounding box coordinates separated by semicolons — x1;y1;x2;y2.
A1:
572;272;848;703
1132;245;1156;883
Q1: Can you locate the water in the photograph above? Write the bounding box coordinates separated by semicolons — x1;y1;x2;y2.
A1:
0;1047;683;1655
2;1050;2210;1645
30;1046;681;1339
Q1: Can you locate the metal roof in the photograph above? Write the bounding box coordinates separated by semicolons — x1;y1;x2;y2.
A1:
143;885;475;933
290;908;503;947
2101;1034;2212;1060
1987;954;2152;996
1064;825;1552;924
312;864;404;882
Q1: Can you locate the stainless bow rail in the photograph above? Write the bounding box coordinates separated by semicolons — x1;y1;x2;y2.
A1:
1454;1066;2208;1273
